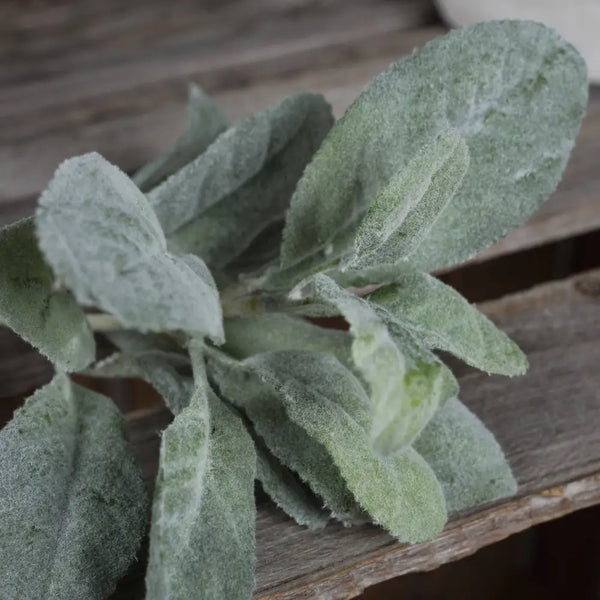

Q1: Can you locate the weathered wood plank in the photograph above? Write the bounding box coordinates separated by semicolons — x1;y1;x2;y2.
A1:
110;268;600;599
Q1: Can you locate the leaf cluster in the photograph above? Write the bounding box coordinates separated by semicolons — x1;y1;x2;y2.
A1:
0;21;587;600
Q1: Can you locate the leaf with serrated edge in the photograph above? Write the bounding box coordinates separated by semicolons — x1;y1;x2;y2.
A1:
0;374;147;600
168;95;333;270
280;21;587;271
207;348;365;524
134;84;227;192
0;218;95;371
146;343;256;600
368;267;527;376
292;273;457;455
345;130;469;269
241;350;447;542
36;152;223;342
149;94;331;236
415;398;517;513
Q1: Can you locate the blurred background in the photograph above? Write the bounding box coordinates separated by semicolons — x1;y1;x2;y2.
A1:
1;1;599;598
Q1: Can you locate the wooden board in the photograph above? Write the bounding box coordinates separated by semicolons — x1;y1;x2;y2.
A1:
112;268;600;599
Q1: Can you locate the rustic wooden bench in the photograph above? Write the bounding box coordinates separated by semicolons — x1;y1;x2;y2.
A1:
1;1;599;598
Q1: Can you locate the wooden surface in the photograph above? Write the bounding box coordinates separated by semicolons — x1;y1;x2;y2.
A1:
113;268;600;599
2;1;600;270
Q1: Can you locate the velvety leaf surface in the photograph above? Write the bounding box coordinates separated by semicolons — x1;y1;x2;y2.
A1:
146;348;256;600
149;94;331;236
414;398;517;513
133;84;227;192
35;152;223;341
243;350;447;542
0;375;147;600
293;274;457;454
0;218;95;371
368;268;527;375
207;349;364;524
345;130;469;269
223;313;352;368
168;95;333;269
280;21;587;271
255;438;330;529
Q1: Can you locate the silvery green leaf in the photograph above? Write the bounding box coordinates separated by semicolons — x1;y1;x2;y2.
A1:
0;375;147;600
345;130;469;269
0;218;95;371
293;273;457;454
223;313;352;368
146;347;256;600
36;152;223;342
414;398;517;513
280;21;587;271
167;95;333;270
134;84;227;192
242;350;447;542
89;349;192;415
255;437;330;529
149;93;332;236
368;268;527;376
207;349;364;524
259;223;359;292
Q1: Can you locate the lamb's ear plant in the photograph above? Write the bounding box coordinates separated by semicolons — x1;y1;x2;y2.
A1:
0;20;587;600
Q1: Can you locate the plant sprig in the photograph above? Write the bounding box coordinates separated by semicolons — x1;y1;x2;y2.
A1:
0;20;587;600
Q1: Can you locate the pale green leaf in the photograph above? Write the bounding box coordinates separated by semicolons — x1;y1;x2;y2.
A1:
368;268;527;376
0;218;95;371
207;348;365;524
255;437;330;529
293;273;457;454
0;375;147;600
223;313;352;368
134;84;227;192
36;152;223;341
241;350;447;542
146;348;256;600
280;21;587;271
345;130;469;269
414;398;517;513
167;95;333;270
149;93;331;236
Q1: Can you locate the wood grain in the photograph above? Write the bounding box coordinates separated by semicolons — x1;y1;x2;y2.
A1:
109;268;600;599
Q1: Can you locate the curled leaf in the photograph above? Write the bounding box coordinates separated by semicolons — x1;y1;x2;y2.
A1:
36;153;223;342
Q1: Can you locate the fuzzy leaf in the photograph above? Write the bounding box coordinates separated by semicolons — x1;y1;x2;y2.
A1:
207;349;365;524
368;268;527;375
415;398;517;513
36;153;223;341
168;95;333;269
134;84;227;192
88;348;192;415
146;349;256;600
241;350;447;542
224;313;352;367
345;130;469;269
293;274;457;454
255;438;330;529
0;375;147;600
280;21;587;271
0;218;95;371
149;94;331;236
